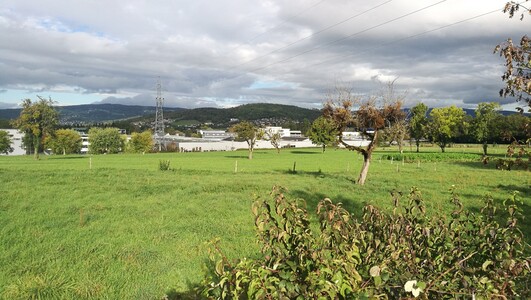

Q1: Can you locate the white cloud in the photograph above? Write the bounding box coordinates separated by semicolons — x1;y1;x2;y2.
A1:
0;0;528;110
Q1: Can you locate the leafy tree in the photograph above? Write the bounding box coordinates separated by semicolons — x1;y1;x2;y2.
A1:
307;116;338;153
473;102;501;156
263;128;282;153
127;130;154;153
0;119;12;128
495;1;530;110
323;85;405;185
11;97;59;159
428;106;467;152
498;113;531;144
45;129;82;155
88;127;124;154
229;121;262;159
0;130;14;154
409;102;429;152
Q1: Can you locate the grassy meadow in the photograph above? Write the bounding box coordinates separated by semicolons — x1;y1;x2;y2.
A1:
0;145;529;299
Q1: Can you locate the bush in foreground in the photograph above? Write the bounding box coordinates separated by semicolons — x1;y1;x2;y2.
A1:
200;187;529;299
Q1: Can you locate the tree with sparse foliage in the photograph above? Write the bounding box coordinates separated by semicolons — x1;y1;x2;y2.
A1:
323;84;405;185
11;96;59;159
127;130;154;153
230;121;262;159
473;102;501;156
385;119;408;154
263;128;282;153
45;129;82;155
0;130;14;154
428;106;467;152
495;1;530;111
307;116;339;153
88;127;124;154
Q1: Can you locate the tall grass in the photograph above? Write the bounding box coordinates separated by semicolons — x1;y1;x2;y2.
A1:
0;146;529;298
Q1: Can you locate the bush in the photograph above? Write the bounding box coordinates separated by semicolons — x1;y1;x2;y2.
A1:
159;160;171;171
380;152;481;163
201;187;530;299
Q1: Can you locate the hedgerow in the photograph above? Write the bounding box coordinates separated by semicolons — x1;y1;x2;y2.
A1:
201;187;530;299
380;152;481;163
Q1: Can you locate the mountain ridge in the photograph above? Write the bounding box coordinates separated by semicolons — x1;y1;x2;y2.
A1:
0;103;523;126
0;103;322;125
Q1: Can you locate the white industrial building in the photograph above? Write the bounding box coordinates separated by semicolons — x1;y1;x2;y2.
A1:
263;126;302;138
199;130;236;141
1;127;370;155
0;129;26;155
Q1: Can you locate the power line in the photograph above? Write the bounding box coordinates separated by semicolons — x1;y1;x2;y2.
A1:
305;7;503;70
236;0;394;68
245;0;448;74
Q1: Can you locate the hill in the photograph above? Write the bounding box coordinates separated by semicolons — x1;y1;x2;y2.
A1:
0;103;523;128
0;104;185;124
161;103;322;125
0;103;322;126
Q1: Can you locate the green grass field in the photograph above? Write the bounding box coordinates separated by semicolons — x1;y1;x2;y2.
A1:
0;146;529;299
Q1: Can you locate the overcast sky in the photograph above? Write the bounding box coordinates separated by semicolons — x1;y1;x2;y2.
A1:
0;0;529;110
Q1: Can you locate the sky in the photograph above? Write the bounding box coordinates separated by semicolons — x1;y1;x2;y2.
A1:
0;0;529;110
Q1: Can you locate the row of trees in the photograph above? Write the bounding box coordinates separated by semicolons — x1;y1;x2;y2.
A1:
3;96;159;156
302;82;529;185
45;127;154;155
308;99;529;156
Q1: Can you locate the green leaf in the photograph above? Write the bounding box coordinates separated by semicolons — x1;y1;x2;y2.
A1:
374;275;382;287
482;260;493;271
416;281;426;290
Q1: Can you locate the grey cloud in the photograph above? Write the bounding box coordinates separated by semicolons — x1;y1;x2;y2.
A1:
0;102;18;109
0;0;529;110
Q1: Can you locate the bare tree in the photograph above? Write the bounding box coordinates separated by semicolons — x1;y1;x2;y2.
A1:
323;83;405;185
263;128;282;153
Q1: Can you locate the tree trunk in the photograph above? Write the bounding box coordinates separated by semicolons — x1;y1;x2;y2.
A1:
247;140;254;159
33;135;40;160
357;153;371;185
63;147;66;155
322;144;326;153
482;142;488;156
416;140;420;153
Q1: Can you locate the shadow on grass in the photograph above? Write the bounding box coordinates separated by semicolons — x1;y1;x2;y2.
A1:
48;156;87;160
164;289;205;300
452;157;529;171
289;189;364;220
223;155;249;159
451;161;495;170
163;259;214;299
275;169;327;177
289;150;322;155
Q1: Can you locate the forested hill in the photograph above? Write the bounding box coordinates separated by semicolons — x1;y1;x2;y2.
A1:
0;103;322;125
162;103;322;124
0;102;523;126
0;104;184;123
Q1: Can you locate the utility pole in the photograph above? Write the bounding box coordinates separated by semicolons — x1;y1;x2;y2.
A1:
154;78;165;151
